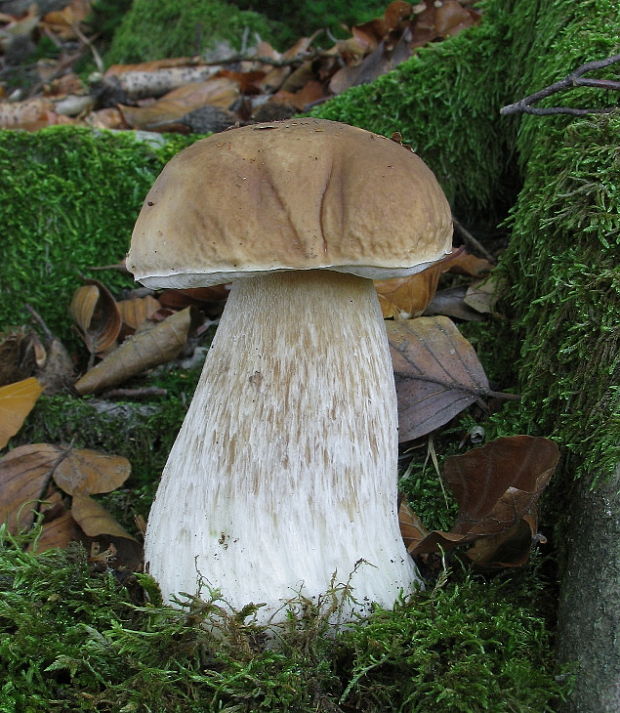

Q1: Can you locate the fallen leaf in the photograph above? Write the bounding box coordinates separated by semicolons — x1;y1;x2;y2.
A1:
71;493;137;541
117;295;161;331
406;436;559;567
388;317;489;442
375;250;463;319
423;286;483;321
0;377;43;448
119;77;239;131
74;307;199;394
0;443;59;532
70;279;122;356
0;98;75;130
52;449;131;496
464;275;499;314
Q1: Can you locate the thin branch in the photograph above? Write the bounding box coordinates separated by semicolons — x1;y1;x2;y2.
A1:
500;53;620;116
24;303;54;341
453;218;496;263
201;49;323;68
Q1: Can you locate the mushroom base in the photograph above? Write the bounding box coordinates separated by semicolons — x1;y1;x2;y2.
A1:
144;271;421;623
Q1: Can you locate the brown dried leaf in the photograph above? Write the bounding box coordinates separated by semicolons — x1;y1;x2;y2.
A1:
405;437;559;565
445;436;560;535
40;0;90;39
464;275;499;314
119;78;239;130
74;307;197;395
0;377;43;448
31;507;82;552
0;443;60;532
448;252;494;277
376;267;443;319
424;286;483;321
70;279;122;355
375;250;461;318
435;0;479;37
270;80;327;111
71;493;137;541
117;295;161;331
52;449;131;496
388;317;489;442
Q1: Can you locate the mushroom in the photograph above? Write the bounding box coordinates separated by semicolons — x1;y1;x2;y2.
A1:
127;119;453;623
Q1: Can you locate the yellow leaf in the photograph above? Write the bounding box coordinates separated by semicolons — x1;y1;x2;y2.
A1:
0;377;43;448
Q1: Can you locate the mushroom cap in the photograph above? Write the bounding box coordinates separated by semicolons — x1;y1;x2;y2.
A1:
127;118;453;288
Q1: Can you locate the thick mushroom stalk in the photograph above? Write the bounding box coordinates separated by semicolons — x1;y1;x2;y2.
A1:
144;270;420;621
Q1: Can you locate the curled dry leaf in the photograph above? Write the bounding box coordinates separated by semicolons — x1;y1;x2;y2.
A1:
30;493;82;553
70;279;121;356
74;306;198;395
375;248;465;319
388;316;489;442
0;98;75;130
117;295;161;332
0;377;43;448
404;436;560;567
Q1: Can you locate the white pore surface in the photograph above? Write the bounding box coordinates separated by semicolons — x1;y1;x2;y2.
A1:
144;271;420;623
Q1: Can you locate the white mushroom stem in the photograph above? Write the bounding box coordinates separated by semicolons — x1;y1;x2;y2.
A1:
144;270;421;622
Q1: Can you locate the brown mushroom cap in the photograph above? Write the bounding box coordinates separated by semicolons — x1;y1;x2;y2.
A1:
127;118;453;288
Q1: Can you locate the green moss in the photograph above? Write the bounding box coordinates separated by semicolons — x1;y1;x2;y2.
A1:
229;0;387;46
105;0;282;65
494;113;620;478
0;530;567;713
0;127;198;345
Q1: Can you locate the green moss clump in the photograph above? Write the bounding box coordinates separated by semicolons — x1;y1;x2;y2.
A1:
229;0;387;47
0;127;198;345
105;0;282;65
0;530;567;713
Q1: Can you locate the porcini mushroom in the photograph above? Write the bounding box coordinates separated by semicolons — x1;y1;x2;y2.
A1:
127;119;452;622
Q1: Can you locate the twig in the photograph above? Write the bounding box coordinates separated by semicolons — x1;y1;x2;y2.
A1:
101;387;168;400
24;303;54;341
500;53;620;116
201;49;323;68
72;24;104;74
453;218;496;263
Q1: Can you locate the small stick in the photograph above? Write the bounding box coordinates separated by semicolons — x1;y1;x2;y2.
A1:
102;387;168;400
24;303;54;341
453;218;496;263
500;53;620;116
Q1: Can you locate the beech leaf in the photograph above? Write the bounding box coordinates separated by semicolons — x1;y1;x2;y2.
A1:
388;316;489;442
70;279;121;355
117;295;161;331
51;449;131;496
71;493;137;541
0;377;43;448
0;443;60;532
405;436;560;567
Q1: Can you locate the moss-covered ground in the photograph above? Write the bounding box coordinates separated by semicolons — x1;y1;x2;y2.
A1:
0;529;567;713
